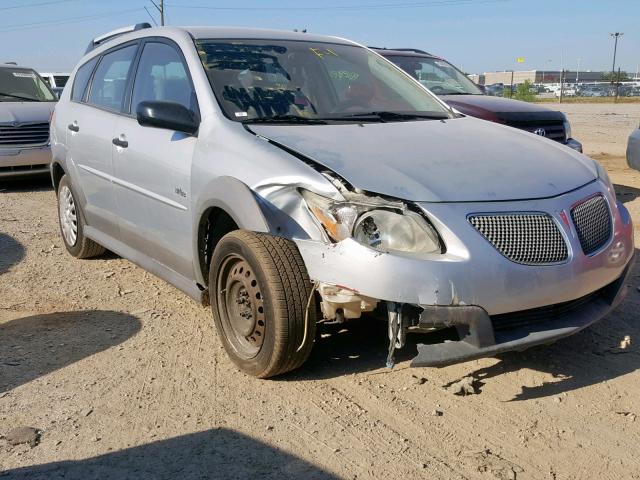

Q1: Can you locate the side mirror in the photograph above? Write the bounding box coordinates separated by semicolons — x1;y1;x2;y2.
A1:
136;100;199;135
477;84;487;94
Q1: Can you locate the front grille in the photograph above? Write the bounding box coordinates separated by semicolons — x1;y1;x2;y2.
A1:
491;284;606;331
469;213;568;265
0;122;49;147
571;195;612;255
505;120;566;142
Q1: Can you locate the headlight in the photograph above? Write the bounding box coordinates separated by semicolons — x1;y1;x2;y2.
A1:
563;117;572;140
302;190;442;255
594;160;615;195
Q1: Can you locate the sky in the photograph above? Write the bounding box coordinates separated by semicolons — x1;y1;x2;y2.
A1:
1;0;639;76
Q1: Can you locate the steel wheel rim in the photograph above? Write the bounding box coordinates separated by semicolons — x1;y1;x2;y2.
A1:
217;254;266;359
59;185;78;247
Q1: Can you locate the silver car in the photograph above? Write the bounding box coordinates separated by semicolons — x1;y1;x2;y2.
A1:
627;125;640;170
51;25;635;378
1;64;56;178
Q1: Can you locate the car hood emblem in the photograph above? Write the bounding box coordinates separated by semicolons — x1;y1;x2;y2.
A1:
534;128;546;137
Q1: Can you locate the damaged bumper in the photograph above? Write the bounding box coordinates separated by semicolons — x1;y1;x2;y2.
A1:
294;180;635;367
411;257;632;367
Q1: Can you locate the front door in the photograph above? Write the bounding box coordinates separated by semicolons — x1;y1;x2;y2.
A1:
112;40;198;278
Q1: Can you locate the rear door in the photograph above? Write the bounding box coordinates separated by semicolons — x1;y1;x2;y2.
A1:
112;39;199;278
66;43;139;235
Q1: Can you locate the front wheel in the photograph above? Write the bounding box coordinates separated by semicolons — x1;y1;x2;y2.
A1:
209;231;316;378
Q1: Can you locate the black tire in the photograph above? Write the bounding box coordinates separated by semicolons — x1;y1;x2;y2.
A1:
57;175;105;259
209;230;316;378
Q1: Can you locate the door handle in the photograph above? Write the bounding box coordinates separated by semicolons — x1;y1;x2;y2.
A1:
112;136;128;148
68;123;79;132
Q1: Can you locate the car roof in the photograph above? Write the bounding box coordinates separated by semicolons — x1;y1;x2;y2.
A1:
185;26;356;45
371;47;442;60
0;63;36;70
86;25;358;55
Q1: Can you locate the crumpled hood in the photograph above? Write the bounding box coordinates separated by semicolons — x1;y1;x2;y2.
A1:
0;101;55;124
250;116;597;202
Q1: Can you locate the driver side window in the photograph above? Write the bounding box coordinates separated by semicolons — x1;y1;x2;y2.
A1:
131;42;196;114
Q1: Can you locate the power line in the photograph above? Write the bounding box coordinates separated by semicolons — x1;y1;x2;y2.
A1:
166;0;509;11
0;0;79;11
0;8;145;33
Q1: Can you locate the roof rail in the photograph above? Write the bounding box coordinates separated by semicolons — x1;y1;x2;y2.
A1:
85;23;152;54
369;47;434;56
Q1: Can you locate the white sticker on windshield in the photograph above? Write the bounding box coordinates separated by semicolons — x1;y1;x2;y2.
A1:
13;72;36;78
234;112;248;118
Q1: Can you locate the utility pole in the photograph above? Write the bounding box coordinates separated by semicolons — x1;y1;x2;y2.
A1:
576;58;581;83
610;32;623;84
150;0;165;26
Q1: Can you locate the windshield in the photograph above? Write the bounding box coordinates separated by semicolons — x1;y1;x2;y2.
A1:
196;39;451;122
0;67;56;102
384;55;483;96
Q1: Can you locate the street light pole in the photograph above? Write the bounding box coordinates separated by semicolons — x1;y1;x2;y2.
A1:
610;32;623;83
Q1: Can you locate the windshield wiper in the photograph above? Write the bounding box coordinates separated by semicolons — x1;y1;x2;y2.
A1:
0;92;39;102
242;114;327;125
325;111;450;122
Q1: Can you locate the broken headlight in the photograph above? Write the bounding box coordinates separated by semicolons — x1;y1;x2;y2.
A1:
302;190;442;255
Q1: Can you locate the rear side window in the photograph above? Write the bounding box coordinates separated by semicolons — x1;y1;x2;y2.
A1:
131;42;195;113
87;44;137;111
71;58;98;102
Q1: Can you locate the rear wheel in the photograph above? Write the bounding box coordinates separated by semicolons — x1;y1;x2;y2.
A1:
209;230;316;378
57;175;105;259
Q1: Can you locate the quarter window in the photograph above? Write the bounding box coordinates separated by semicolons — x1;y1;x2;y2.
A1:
88;44;137;111
131;42;195;113
71;57;98;102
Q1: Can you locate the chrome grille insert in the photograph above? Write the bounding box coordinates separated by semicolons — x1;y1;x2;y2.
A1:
0;122;49;147
570;195;611;255
469;213;568;265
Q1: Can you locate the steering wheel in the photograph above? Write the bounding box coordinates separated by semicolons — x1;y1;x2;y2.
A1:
429;85;446;94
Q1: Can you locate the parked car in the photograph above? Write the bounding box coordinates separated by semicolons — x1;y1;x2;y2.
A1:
374;48;582;152
627;124;640;170
1;63;56;179
39;72;70;90
52;25;634;378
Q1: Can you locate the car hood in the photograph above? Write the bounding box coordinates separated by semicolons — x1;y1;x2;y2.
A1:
440;94;565;123
0;101;55;124
250;116;596;203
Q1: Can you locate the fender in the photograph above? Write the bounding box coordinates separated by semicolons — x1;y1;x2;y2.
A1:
192;176;270;285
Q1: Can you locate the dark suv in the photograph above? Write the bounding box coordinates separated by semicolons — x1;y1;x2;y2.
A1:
374;48;582;152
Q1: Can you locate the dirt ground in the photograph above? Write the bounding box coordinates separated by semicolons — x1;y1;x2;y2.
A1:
1;103;639;480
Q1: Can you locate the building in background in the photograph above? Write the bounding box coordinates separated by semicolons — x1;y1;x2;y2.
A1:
472;70;607;85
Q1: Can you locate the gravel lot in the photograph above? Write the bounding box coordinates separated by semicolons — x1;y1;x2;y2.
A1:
1;103;639;480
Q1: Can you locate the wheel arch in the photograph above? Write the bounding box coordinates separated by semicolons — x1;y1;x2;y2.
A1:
194;176;271;286
51;161;66;194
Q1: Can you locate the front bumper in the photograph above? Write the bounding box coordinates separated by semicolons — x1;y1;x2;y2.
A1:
295;180;635;366
410;257;632;367
0;144;51;178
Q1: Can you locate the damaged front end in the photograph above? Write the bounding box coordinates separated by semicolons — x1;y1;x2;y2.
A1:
288;173;634;370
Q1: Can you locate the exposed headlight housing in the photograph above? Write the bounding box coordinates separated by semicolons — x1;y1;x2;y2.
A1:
301;190;442;255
